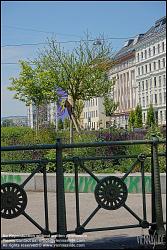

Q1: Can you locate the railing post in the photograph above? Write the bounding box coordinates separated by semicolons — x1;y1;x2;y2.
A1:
149;142;156;235
56;138;67;236
151;135;166;242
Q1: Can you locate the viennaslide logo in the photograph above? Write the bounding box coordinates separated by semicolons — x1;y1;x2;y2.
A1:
137;234;166;246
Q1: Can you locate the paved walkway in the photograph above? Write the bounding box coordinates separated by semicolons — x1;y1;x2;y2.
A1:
1;193;166;249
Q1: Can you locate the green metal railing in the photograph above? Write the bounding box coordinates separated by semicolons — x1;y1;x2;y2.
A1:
1;136;166;246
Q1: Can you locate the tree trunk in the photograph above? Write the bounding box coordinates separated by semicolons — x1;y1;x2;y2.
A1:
66;97;81;143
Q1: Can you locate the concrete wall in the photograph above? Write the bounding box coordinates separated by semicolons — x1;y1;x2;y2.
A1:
1;172;166;194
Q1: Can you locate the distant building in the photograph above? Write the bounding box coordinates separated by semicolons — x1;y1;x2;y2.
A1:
81;97;106;130
108;35;144;128
27;102;57;129
134;16;166;126
1;116;28;127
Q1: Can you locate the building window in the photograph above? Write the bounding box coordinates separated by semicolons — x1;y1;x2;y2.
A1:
144;50;147;59
153;46;156;55
142;81;144;90
149;63;152;72
141;51;144;59
138;67;140;76
150;94;153;103
139;98;141;105
162;58;166;68
149;48;151;57
154;77;157;87
159;93;162;104
146;96;149;106
157;44;160;54
143;112;146;122
145;64;148;74
138;82;141;91
141;66;144;75
160;111;163;123
96;110;98;117
158;60;161;69
146;80;148;90
143;97;145;107
150;78;152;89
96;98;98;106
162;42;165;52
155;94;157;105
137;53;140;62
159;76;162;87
163;75;166;86
154;62;156;70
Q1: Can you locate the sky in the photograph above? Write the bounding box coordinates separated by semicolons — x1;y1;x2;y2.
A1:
1;1;166;117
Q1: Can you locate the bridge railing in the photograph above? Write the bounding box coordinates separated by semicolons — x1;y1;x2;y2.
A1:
1;136;166;245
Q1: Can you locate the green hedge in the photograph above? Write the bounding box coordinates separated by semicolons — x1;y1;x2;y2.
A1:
1;126;166;173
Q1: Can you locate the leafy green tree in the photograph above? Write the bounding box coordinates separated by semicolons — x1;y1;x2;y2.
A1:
63;117;70;130
58;118;64;130
8;61;58;134
146;104;155;127
75;99;84;123
134;104;143;128
128;110;135;130
145;124;164;139
103;95;118;125
1;119;14;127
34;34;115;134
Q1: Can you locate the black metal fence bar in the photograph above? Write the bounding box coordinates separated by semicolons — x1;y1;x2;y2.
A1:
1;139;165;152
22;211;47;233
152;136;166;237
20;164;42;188
62;139;165;148
56;138;67;236
81;205;101;228
141;161;147;222
1;153;165;165
123;204;142;223
42;163;50;234
121;159;139;181
74;158;81;229
1;136;166;243
79;161;100;183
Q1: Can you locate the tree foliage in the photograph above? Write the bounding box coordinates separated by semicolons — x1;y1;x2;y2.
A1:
128;110;135;130
1;119;14;127
58;118;64;130
63;117;70;129
134;104;143;128
8;61;58;106
103;95;118;117
34;35;115;128
146;104;155;127
75;99;85;122
8;61;59;133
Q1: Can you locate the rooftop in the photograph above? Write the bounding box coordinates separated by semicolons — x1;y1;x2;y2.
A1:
113;16;166;60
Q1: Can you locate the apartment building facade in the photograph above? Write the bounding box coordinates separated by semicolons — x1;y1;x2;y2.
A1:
81;97;106;130
134;16;166;126
108;37;141;128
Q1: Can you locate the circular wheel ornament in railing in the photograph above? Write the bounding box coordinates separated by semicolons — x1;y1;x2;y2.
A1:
1;183;27;219
94;176;128;210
